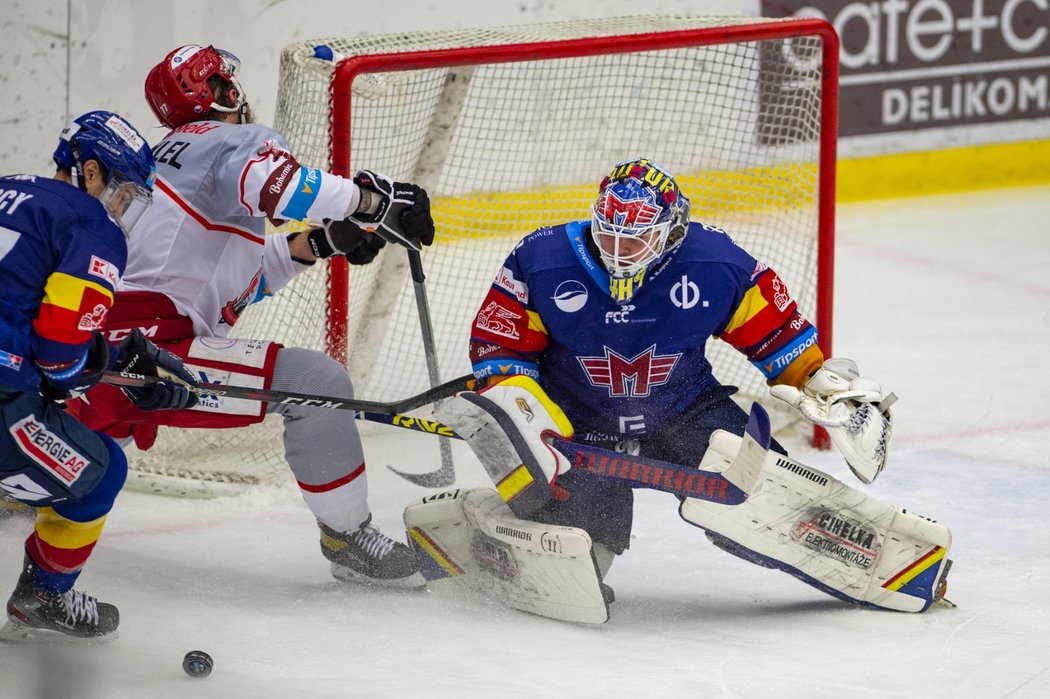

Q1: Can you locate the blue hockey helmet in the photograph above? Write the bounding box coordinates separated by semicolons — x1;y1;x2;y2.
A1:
591;158;690;278
52;111;157;235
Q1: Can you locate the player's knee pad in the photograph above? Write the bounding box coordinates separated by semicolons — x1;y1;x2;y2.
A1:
680;431;952;613
436;376;574;517
271;347;355;400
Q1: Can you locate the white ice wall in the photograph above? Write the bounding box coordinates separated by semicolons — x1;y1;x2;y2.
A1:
0;0;752;175
4;0;1047;177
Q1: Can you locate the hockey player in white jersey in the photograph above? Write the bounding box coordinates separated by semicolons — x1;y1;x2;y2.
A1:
67;45;435;588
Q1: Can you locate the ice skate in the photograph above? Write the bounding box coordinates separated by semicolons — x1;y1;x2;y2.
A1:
2;559;119;640
319;516;425;589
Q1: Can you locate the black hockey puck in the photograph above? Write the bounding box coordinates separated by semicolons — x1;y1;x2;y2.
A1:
183;650;213;678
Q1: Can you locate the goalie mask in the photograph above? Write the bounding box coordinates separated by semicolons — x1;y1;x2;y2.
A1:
145;44;249;128
591;158;691;280
53;111;157;236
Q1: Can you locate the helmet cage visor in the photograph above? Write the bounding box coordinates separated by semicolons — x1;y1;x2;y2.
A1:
98;170;153;237
214;48;240;77
207;48;247;116
590;208;673;278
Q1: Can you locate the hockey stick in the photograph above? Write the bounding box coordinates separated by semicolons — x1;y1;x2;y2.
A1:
354;403;772;504
100;370;476;415
389;248;456;487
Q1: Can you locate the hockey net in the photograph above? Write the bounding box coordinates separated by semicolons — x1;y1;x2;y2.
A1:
124;15;838;496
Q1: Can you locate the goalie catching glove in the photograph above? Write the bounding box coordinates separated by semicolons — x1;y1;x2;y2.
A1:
349;170;435;251
771;358;895;484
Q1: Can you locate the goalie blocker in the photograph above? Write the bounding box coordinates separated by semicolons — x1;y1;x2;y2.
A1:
433;376;953;619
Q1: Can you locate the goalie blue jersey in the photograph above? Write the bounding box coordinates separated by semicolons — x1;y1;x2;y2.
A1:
468;221;823;438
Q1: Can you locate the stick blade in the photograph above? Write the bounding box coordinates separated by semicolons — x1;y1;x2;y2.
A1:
387;461;455;488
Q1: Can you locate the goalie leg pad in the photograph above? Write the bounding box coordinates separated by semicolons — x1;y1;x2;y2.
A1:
435;376;573;517
680;433;952;613
404;488;609;624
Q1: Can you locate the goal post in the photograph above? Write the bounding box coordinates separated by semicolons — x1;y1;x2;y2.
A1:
123;15;839;495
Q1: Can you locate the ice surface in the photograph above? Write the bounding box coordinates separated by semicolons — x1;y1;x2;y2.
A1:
2;185;1049;698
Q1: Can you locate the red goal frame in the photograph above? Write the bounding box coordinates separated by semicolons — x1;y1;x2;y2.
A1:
323;18;840;445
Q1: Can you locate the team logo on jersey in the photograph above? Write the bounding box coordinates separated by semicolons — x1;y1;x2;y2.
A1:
670;275;706;310
220;268;263;326
256;139;292;160
0;350;23;370
552;280;588;313
577;345;680;398
476;300;521;340
8;416;90;485
77;303;109;331
495;266;528;304
770;274;791;312
88;256;120;287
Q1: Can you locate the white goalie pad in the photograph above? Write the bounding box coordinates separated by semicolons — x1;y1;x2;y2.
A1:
680;431;952;613
404;488;609;624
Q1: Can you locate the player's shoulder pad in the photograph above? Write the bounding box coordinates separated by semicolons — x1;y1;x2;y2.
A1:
510;223;571;262
677;221;757;273
10;175;117;239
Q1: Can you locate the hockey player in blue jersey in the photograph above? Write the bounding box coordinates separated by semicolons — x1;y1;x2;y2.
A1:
0;111;197;639
428;158;952;618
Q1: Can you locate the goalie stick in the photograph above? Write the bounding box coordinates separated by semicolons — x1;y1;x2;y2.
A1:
100;370;476;415
358;402;772;504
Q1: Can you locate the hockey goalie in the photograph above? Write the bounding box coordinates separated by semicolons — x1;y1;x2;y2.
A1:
404;159;953;624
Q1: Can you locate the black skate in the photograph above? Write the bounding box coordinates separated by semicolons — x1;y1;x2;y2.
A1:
319;516;425;589
2;559;119;640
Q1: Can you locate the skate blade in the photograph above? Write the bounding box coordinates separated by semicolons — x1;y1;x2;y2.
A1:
932;558;956;609
330;563;428;591
0;619;34;642
0;618;119;643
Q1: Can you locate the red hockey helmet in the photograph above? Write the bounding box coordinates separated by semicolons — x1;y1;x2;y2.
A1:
145;45;244;128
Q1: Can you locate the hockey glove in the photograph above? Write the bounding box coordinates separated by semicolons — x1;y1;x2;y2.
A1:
113;329;199;411
305;219;387;265
770;358;895;484
37;331;111;401
349;170;435;251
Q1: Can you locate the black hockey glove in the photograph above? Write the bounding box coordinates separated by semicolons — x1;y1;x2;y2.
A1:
349;170;435;250
37;331;111;401
113;329;199;411
305;219;387;265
